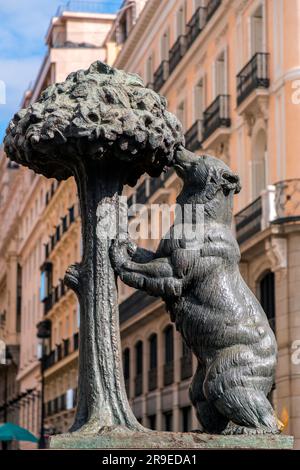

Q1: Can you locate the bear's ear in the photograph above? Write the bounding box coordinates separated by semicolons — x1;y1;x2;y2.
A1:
221;171;241;194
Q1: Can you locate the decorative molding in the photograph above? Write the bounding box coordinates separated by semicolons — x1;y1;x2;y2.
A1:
265;236;287;272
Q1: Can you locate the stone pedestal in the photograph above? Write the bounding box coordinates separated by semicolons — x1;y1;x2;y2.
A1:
48;430;294;449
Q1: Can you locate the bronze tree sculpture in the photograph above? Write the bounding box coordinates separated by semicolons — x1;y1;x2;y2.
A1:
4;61;183;434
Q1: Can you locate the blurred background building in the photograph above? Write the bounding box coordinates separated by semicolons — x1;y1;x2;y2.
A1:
1;0;300;449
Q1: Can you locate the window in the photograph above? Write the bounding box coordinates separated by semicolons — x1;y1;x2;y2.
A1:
148;414;156;430
181;406;192;432
177;101;186;131
146;54;154;85
135;341;143;375
40;262;52;302
250;4;264;56
161;29;170;62
164;325;174;364
258;271;275;333
123;348;130;381
214;50;227;97
176;2;186;37
163;410;173;431
251;128;267;199
149;334;157;370
135;341;143;396
194;76;206;120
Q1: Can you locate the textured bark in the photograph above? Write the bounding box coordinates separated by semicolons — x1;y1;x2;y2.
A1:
65;160;142;433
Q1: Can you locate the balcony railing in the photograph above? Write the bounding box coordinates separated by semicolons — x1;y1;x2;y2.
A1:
148;368;157;391
44;333;79;371
235;179;300;245
73;332;79;351
180;354;193;381
135;374;143;397
185;120;203;152
44;204;78;260
45;388;77;418
235;196;262;245
237;53;269;106
186;7;206;48
163;361;174;386
169;35;186;75
44;279;67;315
153;60;169;92
203;95;230;141
206;0;221;22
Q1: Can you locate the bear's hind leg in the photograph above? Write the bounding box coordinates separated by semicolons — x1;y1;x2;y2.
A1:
190;363;229;434
214;387;280;435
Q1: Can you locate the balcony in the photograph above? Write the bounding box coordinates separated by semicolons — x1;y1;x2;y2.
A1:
185;120;203;152
153;60;169;92
180;354;193;381
235;180;300;245
44;204;78;261
202;95;230;142
163;361;174;386
237;53;269;107
186;7;206;48
148;368;157;391
135;374;143;397
169;35;186;75
235;196;262;245
206;0;221;22
73;332;79;351
44;279;67;315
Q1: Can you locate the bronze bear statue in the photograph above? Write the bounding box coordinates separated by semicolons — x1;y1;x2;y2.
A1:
110;147;282;435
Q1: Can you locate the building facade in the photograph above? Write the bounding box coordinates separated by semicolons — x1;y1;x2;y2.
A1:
1;0;300;448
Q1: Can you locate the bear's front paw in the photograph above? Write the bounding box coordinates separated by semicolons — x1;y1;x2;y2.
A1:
110;238;131;273
165;277;182;298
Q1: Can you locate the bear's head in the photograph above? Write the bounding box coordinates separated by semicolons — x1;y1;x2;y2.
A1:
174;146;241;223
174;147;241;195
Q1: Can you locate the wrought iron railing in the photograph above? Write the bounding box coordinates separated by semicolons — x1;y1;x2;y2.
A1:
235;196;262;245
203;95;230;141
44;279;67;315
186;7;207;48
44;204;78;260
206;0;221;22
169;35;186;75
153;60;169;92
237;53;269;106
185;119;203;152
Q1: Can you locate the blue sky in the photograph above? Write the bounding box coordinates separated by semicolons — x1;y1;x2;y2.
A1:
0;0;122;144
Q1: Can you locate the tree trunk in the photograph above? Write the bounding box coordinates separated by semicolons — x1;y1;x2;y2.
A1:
65;160;142;434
